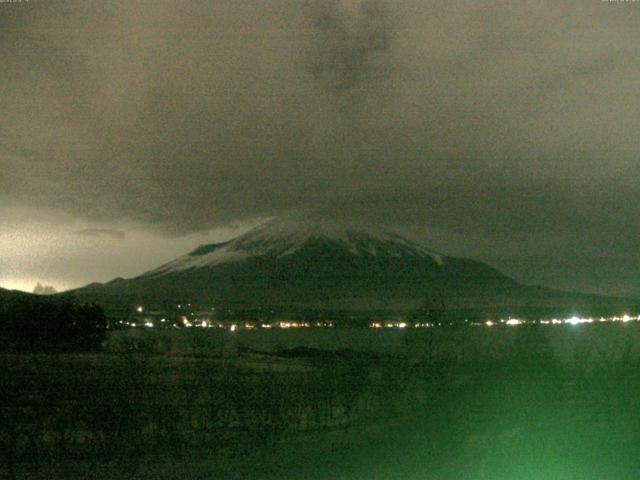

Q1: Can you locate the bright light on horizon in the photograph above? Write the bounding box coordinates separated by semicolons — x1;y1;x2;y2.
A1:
565;316;582;325
0;279;69;294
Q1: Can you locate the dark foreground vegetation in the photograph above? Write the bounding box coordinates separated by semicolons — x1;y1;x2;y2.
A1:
0;294;106;353
2;324;640;479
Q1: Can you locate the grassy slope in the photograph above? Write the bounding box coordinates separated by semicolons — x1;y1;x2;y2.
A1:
4;325;640;479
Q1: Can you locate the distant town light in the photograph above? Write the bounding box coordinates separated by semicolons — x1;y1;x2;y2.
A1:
485;320;494;327
564;316;589;325
136;306;143;313
230;324;237;332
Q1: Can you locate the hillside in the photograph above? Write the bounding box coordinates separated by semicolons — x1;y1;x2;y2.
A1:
70;219;639;320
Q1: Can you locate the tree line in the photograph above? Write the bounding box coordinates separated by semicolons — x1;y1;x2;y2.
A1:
0;294;107;352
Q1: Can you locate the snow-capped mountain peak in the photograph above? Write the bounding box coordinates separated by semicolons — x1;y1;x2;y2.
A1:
142;218;444;277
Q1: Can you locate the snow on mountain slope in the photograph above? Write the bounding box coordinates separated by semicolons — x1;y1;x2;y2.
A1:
72;219;640;319
142;218;444;277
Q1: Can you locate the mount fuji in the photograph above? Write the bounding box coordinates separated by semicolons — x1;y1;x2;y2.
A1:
71;219;637;320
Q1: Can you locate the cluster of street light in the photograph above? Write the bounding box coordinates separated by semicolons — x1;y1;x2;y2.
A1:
369;314;640;329
483;314;639;327
125;305;639;330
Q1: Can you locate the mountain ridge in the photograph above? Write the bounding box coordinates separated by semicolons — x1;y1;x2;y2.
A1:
140;219;446;278
69;219;639;320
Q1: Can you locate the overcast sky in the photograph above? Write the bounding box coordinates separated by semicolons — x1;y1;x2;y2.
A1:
1;0;639;296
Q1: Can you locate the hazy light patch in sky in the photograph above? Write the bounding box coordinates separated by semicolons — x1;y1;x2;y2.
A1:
0;205;258;292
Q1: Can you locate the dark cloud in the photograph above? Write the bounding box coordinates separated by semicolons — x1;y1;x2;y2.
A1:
1;0;640;294
308;0;394;93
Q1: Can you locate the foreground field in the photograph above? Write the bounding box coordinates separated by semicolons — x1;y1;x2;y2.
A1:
2;324;640;479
